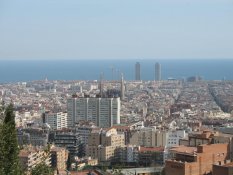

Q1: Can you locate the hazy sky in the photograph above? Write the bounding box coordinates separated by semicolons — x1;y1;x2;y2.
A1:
0;0;233;60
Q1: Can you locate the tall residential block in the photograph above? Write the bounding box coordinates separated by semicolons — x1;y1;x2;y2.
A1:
135;62;141;81
45;112;68;130
67;97;120;128
155;62;161;81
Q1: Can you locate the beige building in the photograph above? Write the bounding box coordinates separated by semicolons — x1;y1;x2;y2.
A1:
87;128;125;162
19;146;51;173
50;146;69;171
130;127;167;147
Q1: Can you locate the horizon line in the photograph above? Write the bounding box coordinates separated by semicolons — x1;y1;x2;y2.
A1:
0;58;233;61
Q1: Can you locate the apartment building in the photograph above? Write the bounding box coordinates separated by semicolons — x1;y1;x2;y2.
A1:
130;127;168;147
50;146;69;171
17;128;49;146
138;146;166;166
19;146;51;172
167;130;186;148
75;122;95;145
67;97;120;128
165;143;229;175
87;128;125;162
180;130;233;159
111;125;131;144
45;112;68;130
49;129;84;159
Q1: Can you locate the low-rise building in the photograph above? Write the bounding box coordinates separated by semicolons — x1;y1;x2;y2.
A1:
19;146;51;173
17;128;49;146
49;129;84;159
165;143;229;175
87;128;125;162
114;145;139;165
213;161;233;175
139;146;167;166
130;127;168;147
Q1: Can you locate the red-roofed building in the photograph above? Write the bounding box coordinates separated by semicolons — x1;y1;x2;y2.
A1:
165;143;229;175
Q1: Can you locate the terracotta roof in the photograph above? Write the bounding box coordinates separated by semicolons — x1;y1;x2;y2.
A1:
19;150;30;157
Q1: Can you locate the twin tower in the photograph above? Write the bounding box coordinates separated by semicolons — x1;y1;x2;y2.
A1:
135;62;161;81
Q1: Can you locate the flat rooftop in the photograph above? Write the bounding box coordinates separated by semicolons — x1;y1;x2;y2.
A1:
169;145;197;155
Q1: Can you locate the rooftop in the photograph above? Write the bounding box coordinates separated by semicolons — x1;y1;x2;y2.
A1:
221;162;233;167
139;146;165;152
169;145;197;155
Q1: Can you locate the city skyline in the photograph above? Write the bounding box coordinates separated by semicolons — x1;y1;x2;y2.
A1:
0;0;233;60
0;59;233;83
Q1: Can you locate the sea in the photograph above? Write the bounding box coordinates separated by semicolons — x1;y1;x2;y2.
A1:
0;59;232;83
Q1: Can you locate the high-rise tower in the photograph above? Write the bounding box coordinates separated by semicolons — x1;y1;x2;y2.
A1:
155;62;161;81
67;97;120;128
120;73;125;100
99;73;104;97
135;62;141;81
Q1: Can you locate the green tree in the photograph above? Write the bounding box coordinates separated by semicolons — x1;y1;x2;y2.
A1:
0;104;23;175
30;143;54;175
31;163;53;175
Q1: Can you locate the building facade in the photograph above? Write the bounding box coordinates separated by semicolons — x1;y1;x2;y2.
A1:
165;143;229;175
67;97;120;128
87;128;125;162
49;129;84;159
114;145;139;165
45;112;68;130
130;127;168;147
213;161;233;175
19;146;51;172
17;128;49;146
167;130;186;148
135;62;141;81
155;62;161;81
50;146;69;171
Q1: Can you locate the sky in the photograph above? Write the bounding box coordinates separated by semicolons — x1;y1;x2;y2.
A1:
0;0;233;60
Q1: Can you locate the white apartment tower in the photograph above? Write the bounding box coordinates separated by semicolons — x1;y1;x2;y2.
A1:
67;97;120;128
45;112;68;130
